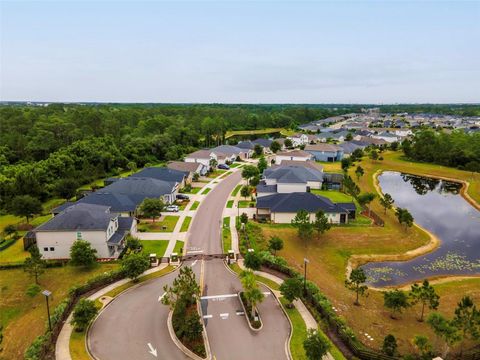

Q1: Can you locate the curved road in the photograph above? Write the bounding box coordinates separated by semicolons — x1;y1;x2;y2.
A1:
88;170;290;360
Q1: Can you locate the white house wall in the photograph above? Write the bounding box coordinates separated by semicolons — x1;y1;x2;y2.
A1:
277;183;307;193
272;211;342;224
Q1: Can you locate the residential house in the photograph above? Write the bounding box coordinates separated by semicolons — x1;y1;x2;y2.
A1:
371;132;399;143
256;165;323;197
211;145;252;161
184;149;217;168
354;136;389;147
256;192;353;224
275;150;313;164
167;161;208;177
287;133;309;147
253;138;273;149
339;141;367;158
132;167;189;188
305;144;344;162
34;203;135;260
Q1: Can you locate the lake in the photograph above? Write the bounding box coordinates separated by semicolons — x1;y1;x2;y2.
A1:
361;171;480;287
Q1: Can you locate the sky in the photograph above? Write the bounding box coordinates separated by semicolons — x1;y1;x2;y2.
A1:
1;1;479;104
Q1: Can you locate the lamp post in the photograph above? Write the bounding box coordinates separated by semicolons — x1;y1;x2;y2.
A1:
42;289;52;332
303;258;309;296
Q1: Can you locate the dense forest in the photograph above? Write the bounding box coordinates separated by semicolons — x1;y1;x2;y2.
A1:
0;104;347;211
404;130;480;171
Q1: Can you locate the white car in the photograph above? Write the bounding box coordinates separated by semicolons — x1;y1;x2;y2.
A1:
165;205;179;212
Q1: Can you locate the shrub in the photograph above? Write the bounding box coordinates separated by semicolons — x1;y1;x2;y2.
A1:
71;299;98;332
24;334;47;360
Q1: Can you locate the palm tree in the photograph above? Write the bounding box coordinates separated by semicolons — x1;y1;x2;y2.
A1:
240;270;264;319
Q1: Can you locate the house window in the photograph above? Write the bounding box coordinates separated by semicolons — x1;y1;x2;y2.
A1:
43;247;48;251
49;247;54;251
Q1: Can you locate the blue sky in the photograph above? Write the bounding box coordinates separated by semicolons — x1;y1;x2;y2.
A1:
1;1;479;103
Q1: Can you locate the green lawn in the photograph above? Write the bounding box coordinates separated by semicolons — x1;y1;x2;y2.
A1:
222;217;232;252
185;187;201;194
231;184;242;196
207;170;226;178
238;200;255;208
173;240;184;254
230;163;241;168
30;214;52;227
200;187;211;195
226;200;234;208
140;240;169;257
0;238;29;263
280;298;308;360
177;200;190;210
180;216;192;232
190;201;200;210
137;216;179;232
310;189;353;203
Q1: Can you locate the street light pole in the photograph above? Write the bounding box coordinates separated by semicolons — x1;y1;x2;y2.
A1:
42;290;52;332
303;258;309;296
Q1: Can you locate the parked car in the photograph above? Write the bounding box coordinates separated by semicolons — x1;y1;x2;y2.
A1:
165;205;179;212
218;164;230;170
176;194;190;200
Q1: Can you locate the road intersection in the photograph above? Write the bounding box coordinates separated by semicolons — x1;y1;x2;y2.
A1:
88;168;291;360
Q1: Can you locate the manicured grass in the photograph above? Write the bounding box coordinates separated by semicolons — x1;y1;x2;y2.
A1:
190;201;200;210
0;214;22;232
180;216;192;232
0;238;30;263
0;263;118;359
42;198;65;212
140;240;169;257
315;161;342;173
226;200;234;208
230;163;241;168
280;298;308;360
186;187;202;194
206;170;226;178
173;240;184;254
137;216;179;232
103;265;174;299
225;128;284;138
70;329;90;360
177;200;190;210
30;214;52;227
222;217;232;252
231;184;242;196
200;187;211;195
310;189;354;203
238;200;255;208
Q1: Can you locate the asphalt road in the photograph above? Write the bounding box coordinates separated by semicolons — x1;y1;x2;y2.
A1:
88;170;290;360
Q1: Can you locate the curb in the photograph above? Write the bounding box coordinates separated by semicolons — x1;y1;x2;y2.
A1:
238;291;263;332
167;309;211;360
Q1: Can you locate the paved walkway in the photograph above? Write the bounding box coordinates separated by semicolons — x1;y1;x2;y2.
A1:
55;264;168;360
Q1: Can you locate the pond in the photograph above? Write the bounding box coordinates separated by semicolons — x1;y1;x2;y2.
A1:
361;171;480;287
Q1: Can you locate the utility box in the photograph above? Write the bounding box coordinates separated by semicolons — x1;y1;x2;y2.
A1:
149;253;158;266
227;250;236;263
170;252;180;265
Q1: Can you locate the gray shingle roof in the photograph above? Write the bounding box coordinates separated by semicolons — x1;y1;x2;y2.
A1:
211;145;246;156
263;166;323;184
131;167;187;183
102;177;176;197
236;141;255;150
253;138;273;147
36;203;114;231
257;192;351;213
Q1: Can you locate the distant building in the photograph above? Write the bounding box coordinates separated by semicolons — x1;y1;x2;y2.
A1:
305;144;344;162
275;150;313;164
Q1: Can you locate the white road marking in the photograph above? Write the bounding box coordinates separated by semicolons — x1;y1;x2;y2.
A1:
219;313;229;319
263;292;271;296
147;343;157;357
200;293;238;300
236;311;245;316
158;293;166;302
191;260;198;267
203;314;213;319
187;250;204;254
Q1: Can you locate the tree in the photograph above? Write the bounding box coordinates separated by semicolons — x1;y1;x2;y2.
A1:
280;277;303;308
125;235;142;252
452;296;480;356
413;335;432;360
291;210;313;248
54;178;79;200
240;212;248;227
257;156;267;173
240;186;250;200
313;210;331;241
268;236;283;255
355;165;364;181
126;161;137;172
139;198;164;222
209;158;218;169
427;313;461;358
70;240;97;267
254;144;263;156
345;132;353;141
24;246;46;284
396;207;414;231
240;270;264;319
343;175;360;199
121;252;150;282
192;172;199;182
244;251;262;271
410;280;440;322
369;149;379;162
379;193;394;214
3;224;17;238
250;175;260;187
270;140;281;153
241;165;259;185
382;334;397;356
341;158;352;172
357;192;376;216
345;268;368;306
162;266;201;309
303;329;330;360
351;148;364;161
284;138;293;148
10;195;42;223
384;289;410;319
71;299;98;332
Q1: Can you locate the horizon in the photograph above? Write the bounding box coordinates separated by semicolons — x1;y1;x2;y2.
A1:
1;1;479;103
